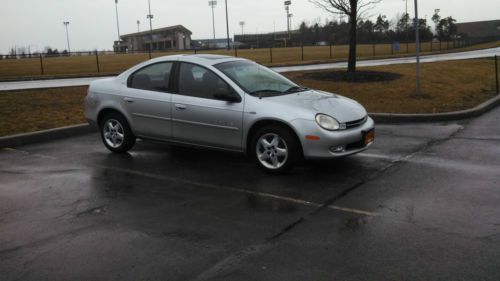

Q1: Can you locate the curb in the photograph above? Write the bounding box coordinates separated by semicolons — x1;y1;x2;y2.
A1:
0;124;93;148
0;93;499;148
370;93;500;123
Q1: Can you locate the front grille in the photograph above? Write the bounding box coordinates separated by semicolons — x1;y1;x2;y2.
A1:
345;116;368;129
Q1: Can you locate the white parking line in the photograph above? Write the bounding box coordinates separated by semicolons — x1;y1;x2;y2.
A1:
357;152;399;161
97;165;379;217
1;147;57;160
2;147;389;216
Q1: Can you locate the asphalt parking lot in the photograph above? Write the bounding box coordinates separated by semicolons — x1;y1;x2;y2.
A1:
1;107;500;281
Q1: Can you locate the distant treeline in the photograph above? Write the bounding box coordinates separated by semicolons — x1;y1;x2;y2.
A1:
298;13;458;45
236;13;459;48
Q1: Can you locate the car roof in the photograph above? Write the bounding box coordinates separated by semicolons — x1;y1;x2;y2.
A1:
149;54;246;67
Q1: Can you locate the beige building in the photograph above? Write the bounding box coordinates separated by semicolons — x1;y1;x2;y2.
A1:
114;25;192;52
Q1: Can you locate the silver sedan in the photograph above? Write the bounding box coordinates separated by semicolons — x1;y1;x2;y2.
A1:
85;54;375;172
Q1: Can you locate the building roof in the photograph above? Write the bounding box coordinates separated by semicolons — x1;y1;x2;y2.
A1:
194;38;233;43
121;25;192;38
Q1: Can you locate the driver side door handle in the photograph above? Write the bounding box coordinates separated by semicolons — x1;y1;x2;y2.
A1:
175;104;187;110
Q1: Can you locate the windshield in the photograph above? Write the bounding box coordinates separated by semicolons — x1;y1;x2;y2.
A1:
214;60;307;97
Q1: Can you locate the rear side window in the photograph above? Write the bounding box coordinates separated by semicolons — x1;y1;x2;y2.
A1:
129;62;173;92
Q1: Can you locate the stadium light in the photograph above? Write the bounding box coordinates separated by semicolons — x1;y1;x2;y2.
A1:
239;21;245;35
63;21;71;54
114;0;121;46
284;1;292;38
209;1;217;40
147;0;154;53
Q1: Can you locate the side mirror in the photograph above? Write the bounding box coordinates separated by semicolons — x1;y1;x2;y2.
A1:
214;92;241;103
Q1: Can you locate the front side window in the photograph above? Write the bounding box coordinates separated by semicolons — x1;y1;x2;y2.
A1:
178;62;238;101
129;62;173;92
215;60;306;97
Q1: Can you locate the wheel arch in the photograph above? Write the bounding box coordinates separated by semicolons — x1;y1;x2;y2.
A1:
97;108;131;129
245;119;303;156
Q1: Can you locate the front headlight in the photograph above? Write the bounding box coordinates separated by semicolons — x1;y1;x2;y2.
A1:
315;114;341;131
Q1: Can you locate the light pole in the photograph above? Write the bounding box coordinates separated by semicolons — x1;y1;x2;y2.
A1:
208;1;217;40
414;0;421;96
239;21;245;35
63;21;71;54
114;0;121;47
284;1;292;38
403;0;409;48
147;0;154;53
225;0;230;50
137;20;140;33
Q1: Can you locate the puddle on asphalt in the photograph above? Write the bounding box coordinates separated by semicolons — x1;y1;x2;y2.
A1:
246;194;298;214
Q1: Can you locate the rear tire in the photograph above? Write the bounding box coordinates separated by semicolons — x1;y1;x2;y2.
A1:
251;125;301;173
100;113;135;153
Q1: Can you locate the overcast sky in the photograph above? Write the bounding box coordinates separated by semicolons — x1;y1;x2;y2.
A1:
1;0;499;53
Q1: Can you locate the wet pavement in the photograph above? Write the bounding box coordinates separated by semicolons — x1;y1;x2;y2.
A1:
1;107;500;280
1;46;499;91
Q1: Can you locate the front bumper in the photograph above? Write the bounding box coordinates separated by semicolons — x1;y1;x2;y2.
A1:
291;116;375;159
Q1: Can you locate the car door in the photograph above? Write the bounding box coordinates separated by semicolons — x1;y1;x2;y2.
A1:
121;61;174;140
171;62;244;150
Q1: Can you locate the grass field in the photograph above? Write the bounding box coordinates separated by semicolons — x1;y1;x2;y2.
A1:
284;58;498;114
0;87;88;136
0;40;498;81
0;58;498;137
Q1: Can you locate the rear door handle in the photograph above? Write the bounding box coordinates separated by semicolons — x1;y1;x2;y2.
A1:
123;97;135;103
175;104;187;110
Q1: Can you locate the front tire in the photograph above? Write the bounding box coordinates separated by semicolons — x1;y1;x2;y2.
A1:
251;125;301;172
100;113;135;153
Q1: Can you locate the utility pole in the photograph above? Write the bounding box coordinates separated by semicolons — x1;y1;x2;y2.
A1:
414;0;421;96
209;1;217;40
114;0;121;46
147;0;154;53
63;21;71;54
225;0;230;49
137;20;140;33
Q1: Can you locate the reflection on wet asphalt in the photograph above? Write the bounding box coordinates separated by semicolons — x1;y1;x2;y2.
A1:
1;108;500;280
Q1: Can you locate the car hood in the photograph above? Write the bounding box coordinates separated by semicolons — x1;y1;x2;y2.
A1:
267;90;367;123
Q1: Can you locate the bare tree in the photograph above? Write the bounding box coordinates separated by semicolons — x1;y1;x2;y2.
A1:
309;0;381;72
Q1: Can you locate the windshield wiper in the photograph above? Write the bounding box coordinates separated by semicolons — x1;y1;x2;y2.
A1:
284;86;309;93
249;89;283;98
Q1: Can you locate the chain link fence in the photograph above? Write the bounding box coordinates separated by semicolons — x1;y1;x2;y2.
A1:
0;39;495;81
